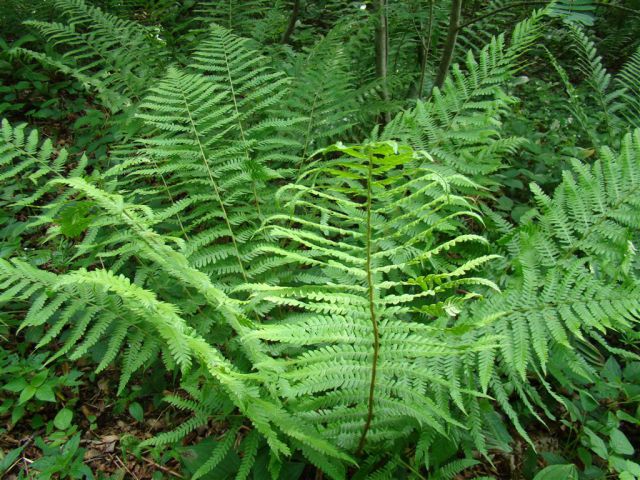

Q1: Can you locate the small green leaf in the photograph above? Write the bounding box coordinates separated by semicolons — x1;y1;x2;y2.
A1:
18;385;37;405
129;402;144;422
616;410;640;426
577;447;592;468
54;408;73;430
625;460;640;476
0;446;23;472
602;357;622;383
35;384;56;402
584;427;608;459
11;406;25;425
3;378;27;392
30;369;49;387
610;429;634;456
533;464;578;480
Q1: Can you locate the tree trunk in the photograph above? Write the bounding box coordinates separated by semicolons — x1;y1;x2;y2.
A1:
433;0;462;91
281;0;301;44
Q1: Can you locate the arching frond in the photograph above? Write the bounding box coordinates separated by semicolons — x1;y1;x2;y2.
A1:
617;46;640;129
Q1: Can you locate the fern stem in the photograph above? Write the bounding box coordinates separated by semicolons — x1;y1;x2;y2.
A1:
179;90;249;283
221;45;262;217
297;92;319;173
150;158;189;241
356;152;380;455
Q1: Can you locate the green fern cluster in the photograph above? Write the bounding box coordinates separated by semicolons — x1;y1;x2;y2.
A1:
13;0;167;110
1;1;640;479
383;9;545;178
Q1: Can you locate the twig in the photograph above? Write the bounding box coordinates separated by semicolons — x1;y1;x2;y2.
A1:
7;457;23;474
21;455;33;477
141;456;185;479
20;433;37;449
85;454;108;463
145;404;172;436
2;435;21;445
114;455;140;480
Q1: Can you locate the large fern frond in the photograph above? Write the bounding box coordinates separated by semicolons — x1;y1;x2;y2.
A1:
241;141;500;454
461;129;640;444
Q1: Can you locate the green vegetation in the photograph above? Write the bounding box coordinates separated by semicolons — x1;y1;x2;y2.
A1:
0;1;639;478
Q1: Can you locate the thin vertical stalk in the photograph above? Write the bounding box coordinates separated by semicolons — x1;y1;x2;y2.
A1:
375;0;391;124
417;0;434;98
221;46;262;217
180;90;249;283
356;153;380;456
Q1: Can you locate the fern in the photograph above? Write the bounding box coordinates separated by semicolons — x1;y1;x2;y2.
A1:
0;118;91;259
456;0;530;56
617;45;640;129
1;119;67;199
192;423;240;480
193;0;281;42
284;26;368;158
460;129;640;445
524;130;640;278
241;141;501;455
47;176;353;463
130;66;260;284
2;4;640;479
14;0;167;110
189;24;303;178
544;25;640;146
568;25;625;141
383;9;547;177
108;26;307;288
